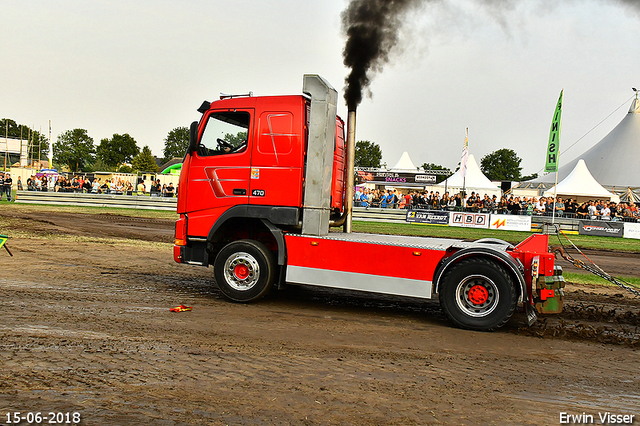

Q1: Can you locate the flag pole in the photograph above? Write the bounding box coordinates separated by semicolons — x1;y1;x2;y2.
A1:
546;90;563;227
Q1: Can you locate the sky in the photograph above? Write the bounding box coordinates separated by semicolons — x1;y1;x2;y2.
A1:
2;0;639;176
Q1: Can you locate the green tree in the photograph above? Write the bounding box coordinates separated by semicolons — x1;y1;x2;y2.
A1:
96;133;139;169
163;126;189;161
480;148;523;181
132;145;158;172
421;162;451;184
1;118;50;161
53;128;95;172
354;140;383;168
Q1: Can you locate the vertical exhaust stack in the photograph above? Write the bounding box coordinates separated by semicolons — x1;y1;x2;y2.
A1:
301;75;338;236
344;110;357;233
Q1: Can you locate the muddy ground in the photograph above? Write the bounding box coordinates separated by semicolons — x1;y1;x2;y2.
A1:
0;207;638;425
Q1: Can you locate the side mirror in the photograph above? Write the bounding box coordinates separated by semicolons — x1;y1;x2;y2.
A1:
188;121;198;153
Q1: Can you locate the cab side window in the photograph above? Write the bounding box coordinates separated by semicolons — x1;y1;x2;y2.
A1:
198;111;249;156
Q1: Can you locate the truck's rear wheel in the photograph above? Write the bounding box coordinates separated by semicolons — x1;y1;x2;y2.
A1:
213;240;275;302
439;257;517;331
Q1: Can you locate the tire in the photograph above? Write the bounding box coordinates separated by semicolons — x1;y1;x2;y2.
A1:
438;257;517;331
213;239;276;302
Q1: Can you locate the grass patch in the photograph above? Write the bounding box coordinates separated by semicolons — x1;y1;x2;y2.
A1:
563;271;640;288
351;221;640;253
0;201;177;220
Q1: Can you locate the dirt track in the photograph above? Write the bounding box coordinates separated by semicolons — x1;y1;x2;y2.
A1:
0;207;639;425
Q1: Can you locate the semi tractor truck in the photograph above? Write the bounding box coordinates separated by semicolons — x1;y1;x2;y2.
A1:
173;74;563;331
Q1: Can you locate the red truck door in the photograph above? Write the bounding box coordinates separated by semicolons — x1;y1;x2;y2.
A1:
248;98;306;208
183;109;253;235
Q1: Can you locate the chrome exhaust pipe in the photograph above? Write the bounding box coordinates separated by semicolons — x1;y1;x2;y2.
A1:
343;110;356;233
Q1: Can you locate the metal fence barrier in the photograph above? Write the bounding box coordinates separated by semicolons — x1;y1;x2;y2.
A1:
13;191;623;233
14;191;177;211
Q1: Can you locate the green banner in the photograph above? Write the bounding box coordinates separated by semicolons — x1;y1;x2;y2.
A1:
545;90;563;173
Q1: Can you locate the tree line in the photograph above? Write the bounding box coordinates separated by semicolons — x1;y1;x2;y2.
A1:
1;118;190;173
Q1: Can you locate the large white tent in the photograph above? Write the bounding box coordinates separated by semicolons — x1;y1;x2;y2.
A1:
437;154;500;197
390;151;418;171
538;97;640;187
543;159;619;202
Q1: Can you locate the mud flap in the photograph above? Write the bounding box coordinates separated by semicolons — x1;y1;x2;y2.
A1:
524;302;538;326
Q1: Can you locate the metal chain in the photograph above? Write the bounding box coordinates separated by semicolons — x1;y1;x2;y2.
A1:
552;228;640;298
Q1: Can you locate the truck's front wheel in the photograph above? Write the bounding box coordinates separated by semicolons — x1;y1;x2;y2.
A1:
439;257;517;331
213;240;275;302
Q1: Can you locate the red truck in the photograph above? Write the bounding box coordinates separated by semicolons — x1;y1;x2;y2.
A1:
173;75;563;331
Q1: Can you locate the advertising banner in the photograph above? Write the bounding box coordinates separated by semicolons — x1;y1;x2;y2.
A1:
623;222;640;240
356;170;437;185
449;212;489;229
488;214;532;232
406;210;450;225
578;220;624;238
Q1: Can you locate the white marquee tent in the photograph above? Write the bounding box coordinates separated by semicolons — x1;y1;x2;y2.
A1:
543;159;619;202
537;97;640;187
437;154;500;197
390;151;418;172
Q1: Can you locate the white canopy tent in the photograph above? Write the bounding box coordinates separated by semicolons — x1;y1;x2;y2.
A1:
436;154;501;197
543;159;620;203
537;97;640;187
390;151;418;172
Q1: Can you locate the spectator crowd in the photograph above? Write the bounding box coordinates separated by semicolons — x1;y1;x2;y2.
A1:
354;188;640;222
18;174;178;197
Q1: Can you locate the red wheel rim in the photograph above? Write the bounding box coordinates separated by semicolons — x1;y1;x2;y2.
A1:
234;264;250;280
468;285;489;305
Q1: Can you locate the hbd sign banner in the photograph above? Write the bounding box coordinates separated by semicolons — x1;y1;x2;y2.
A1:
449;212;489;229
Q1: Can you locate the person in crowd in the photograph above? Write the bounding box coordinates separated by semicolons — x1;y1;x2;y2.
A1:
564;198;577;217
161;184;167;197
3;173;12;201
609;201;621;220
379;190;388;208
576;201;589;219
386;190;396;208
354;187;362;207
404;192;412;209
166;182;175;197
17;176;23;191
600;202;611;220
554;197;565;216
40;175;48;191
359;189;368;208
71;177;81;193
439;192;449;210
137;180;145;195
587;200;599;219
508;196;521;215
150;179;161;197
534;197;546;215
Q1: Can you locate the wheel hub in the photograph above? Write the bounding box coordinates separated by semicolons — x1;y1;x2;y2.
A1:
455;275;499;318
468;285;489;305
223;252;260;291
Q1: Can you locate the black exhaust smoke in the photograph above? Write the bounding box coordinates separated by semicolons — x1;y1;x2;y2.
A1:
341;0;423;111
341;0;639;112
